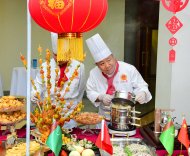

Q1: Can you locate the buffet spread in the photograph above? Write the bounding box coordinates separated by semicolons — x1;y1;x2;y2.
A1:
0;92;158;156
0;50;188;156
0;89;188;155
0;95;189;155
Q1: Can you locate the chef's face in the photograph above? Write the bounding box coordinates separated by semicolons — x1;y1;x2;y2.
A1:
53;53;68;66
96;55;117;75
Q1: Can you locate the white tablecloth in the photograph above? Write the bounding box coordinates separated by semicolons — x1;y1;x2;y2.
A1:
0;75;3;96
10;67;39;97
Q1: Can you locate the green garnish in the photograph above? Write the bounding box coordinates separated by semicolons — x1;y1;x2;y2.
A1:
124;146;132;156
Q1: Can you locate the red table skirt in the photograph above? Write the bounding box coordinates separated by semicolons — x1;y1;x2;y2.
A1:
71;128;189;156
0;128;188;156
156;150;188;156
0;128;27;141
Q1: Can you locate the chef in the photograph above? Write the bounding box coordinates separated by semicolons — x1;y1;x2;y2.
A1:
85;34;152;126
31;32;85;129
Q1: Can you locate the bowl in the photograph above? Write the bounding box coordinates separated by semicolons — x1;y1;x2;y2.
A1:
99;138;156;156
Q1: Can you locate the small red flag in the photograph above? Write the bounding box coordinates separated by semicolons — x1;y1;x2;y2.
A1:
178;118;190;150
95;120;113;155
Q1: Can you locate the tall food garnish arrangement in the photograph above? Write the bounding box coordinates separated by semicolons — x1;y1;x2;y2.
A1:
20;46;83;142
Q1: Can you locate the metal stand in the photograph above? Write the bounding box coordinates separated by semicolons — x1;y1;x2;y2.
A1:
81;125;95;135
5;125;18;149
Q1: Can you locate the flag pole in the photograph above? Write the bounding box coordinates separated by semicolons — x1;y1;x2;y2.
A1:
100;120;104;156
179;114;184;155
180;143;182;155
101;120;104;148
26;0;31;155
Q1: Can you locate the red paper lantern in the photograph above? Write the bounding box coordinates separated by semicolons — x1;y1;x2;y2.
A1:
161;0;189;13
29;0;108;62
29;0;108;33
169;49;176;63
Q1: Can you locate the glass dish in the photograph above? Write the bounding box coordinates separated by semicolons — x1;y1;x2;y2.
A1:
100;138;156;156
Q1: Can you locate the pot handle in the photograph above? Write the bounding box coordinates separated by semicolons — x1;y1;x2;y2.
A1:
130;123;141;127
131;110;141;114
131;116;141;120
128;92;136;104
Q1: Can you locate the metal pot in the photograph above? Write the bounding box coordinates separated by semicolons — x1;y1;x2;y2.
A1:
110;98;135;130
114;91;129;99
114;91;136;103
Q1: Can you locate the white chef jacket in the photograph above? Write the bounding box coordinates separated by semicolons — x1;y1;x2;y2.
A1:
31;58;85;129
86;61;152;122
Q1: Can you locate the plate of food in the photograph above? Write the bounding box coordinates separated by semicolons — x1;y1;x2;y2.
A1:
73;112;103;125
0;110;26;125
5;140;41;156
100;138;156;156
62;136;99;156
0;96;25;112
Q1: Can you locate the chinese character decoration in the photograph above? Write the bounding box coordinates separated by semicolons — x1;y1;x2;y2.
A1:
161;0;189;63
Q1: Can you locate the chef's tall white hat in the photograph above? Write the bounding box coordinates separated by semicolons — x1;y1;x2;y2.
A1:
51;32;58;54
86;33;112;63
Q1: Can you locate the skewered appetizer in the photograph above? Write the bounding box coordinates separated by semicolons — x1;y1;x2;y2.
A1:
21;47;84;142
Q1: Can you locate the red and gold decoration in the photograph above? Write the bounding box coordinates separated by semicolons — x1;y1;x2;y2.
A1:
169;49;176;63
20;48;83;142
165;16;183;35
161;0;189;13
161;0;189;63
177;118;190;151
29;0;108;62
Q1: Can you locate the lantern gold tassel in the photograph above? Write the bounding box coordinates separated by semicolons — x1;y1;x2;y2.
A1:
57;33;85;62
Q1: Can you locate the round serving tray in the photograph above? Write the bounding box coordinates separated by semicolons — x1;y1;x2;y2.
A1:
74;112;103;125
0;105;24;113
0;118;26;126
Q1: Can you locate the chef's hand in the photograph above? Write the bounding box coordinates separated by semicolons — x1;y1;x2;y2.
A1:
135;91;146;104
98;94;113;106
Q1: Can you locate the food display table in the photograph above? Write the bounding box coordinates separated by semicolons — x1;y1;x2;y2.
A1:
0;127;188;156
10;67;39;96
140;125;189;156
0;138;49;156
0;128;28;141
45;127;189;156
156;150;188;156
73;128;188;155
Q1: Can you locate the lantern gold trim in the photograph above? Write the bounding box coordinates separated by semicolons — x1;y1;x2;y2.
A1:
57;33;85;62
